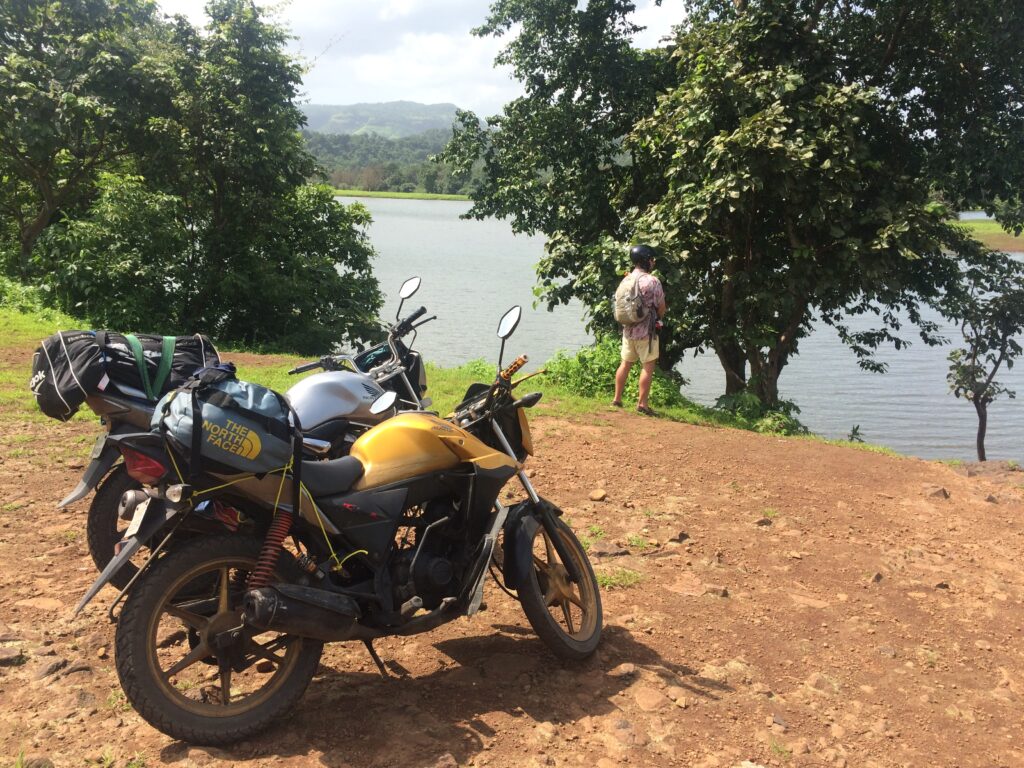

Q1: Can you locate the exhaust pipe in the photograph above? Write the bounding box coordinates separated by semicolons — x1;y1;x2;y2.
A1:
243;583;361;642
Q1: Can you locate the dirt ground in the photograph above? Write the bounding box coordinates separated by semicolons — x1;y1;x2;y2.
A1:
2;392;1024;767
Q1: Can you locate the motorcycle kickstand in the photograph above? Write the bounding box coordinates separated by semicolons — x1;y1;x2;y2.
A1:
363;639;389;680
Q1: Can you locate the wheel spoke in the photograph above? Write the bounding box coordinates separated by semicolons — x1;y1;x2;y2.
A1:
218;657;232;706
164;641;213;679
565;589;585;609
542;531;557;565
218;567;230;613
561;601;576;634
248;639;286;666
163;604;210;631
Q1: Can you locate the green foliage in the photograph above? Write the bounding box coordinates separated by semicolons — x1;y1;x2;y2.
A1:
451;0;1024;409
4;0;382;354
847;425;865;444
545;335;687;408
715;392;806;437
304;128;479;195
595;568;643;589
0;0;161;273
945;255;1024;460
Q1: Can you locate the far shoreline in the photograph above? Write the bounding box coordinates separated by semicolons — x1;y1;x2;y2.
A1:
332;188;470;202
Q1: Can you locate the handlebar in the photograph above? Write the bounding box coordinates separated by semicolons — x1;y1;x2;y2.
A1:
393;306;427;338
287;358;324;375
499;354;529;381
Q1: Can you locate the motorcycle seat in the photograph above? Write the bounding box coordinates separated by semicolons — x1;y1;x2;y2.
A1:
301;455;364;497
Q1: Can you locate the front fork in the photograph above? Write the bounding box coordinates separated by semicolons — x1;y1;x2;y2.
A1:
491;422;583;585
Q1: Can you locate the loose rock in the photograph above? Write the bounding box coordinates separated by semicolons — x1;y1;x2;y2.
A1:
0;647;23;666
33;658;67;680
704;584;729;598
589;489;608;502
633;686;670;712
607;662;637;679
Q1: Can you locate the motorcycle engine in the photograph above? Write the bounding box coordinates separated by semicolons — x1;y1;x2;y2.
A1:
392;498;461;610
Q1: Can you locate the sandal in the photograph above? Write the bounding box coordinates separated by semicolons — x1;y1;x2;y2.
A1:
636;405;655;416
610;400;623;408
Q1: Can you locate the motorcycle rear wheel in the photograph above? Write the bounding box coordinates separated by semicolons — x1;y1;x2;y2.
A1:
518;516;602;660
114;534;323;745
86;464;140;588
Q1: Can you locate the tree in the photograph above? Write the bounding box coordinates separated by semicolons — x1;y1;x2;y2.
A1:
946;257;1024;461
0;0;159;276
30;0;382;352
445;0;1024;405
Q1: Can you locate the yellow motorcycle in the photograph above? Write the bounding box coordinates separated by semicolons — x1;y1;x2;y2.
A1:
79;305;602;745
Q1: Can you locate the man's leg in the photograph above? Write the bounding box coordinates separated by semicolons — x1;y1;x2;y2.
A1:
637;360;657;409
614;358;632;404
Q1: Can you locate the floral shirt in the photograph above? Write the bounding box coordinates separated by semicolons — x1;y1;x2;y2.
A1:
623;269;665;340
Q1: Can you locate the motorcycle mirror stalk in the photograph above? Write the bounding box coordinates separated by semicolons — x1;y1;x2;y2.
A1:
495;305;522;370
395;276;422;320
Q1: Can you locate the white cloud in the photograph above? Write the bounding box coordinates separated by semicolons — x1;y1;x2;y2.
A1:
157;0;685;113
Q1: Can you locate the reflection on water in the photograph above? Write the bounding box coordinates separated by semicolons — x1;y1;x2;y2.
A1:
342;197;1023;461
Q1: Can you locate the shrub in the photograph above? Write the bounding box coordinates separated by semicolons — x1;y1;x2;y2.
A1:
545;335;687;407
715;391;807;435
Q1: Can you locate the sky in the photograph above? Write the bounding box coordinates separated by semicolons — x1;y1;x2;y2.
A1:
156;1;687;115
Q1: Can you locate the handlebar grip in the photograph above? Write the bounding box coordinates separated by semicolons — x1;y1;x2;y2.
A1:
499;354;529;381
394;306;428;337
405;306;427;324
288;360;321;375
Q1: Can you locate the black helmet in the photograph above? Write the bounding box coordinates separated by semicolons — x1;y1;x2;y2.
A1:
629;243;656;268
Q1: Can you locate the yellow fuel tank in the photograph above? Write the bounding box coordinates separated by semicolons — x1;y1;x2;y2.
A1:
349;412;518;490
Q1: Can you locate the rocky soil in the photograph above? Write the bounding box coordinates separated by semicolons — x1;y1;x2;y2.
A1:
2;395;1024;768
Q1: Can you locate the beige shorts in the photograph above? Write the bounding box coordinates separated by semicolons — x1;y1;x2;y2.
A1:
621;335;659;364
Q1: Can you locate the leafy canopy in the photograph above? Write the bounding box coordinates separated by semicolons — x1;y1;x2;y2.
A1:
445;0;1024;406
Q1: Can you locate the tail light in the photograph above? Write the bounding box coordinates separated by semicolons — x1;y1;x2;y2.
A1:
121;446;168;485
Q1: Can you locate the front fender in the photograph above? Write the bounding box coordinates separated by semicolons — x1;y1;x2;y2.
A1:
502;502;538;592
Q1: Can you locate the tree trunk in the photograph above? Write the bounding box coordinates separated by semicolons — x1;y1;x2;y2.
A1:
715;341;747;395
974;399;988;462
18;207;53;278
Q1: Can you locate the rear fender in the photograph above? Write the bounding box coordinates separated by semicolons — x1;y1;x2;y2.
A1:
73;497;180;616
57;423;144;509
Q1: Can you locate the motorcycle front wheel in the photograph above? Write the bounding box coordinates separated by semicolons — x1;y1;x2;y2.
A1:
518;515;602;661
114;534;323;745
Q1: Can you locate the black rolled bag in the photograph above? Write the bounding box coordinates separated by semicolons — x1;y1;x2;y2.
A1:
30;330;221;421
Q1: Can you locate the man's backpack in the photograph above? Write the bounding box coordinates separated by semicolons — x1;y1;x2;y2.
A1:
613;272;646;326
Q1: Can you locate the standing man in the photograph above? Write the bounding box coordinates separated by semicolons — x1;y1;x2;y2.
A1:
612;244;666;415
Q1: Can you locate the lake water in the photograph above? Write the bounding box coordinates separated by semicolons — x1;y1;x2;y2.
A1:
342;196;1023;462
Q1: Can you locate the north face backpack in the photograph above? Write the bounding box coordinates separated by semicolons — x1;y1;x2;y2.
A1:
613;272;647;326
155;364;301;477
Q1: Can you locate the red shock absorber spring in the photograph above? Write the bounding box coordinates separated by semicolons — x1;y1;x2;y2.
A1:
247;509;293;589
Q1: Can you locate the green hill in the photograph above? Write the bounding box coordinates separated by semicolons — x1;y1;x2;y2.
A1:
302;101;460;138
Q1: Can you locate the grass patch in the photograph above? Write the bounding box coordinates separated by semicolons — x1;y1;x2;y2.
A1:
958;219;1024;252
596;568;643;589
0;302;906;460
332;188;469;201
626;534;651;550
769;738;792;759
762;508;779;519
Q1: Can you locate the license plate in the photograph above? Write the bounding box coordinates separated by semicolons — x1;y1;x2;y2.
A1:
89;435;106;460
124;497;150;539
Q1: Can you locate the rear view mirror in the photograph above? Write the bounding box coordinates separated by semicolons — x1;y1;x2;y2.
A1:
399;277;421;300
370;390;398;415
497;306;522;340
